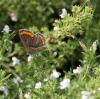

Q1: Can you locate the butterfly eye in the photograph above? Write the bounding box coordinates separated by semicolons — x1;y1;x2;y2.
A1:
19;29;46;53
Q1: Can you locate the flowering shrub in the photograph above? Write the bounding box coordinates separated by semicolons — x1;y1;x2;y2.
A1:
0;0;72;29
0;0;100;99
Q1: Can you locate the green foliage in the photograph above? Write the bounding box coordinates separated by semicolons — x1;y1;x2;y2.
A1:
0;0;73;29
0;0;100;98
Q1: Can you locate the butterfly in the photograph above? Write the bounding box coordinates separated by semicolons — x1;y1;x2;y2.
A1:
19;29;46;53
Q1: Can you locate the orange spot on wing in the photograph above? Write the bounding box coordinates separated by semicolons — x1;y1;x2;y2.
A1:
19;29;33;37
20;32;32;36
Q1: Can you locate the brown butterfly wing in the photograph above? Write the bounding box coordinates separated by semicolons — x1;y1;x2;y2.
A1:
19;29;46;53
32;33;45;47
19;29;33;48
29;33;46;52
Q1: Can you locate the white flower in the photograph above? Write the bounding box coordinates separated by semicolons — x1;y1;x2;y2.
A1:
43;78;49;82
35;82;42;89
53;52;58;57
12;56;20;66
27;55;33;62
73;66;82;74
50;69;61;79
9;12;17;22
81;91;91;99
60;8;67;18
60;78;70;90
55;19;59;22
13;76;23;84
24;92;31;99
0;86;9;96
2;25;11;33
54;26;59;31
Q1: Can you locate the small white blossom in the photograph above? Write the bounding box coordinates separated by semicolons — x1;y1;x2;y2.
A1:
54;26;59;31
73;66;82;74
53;52;58;57
13;76;23;84
50;69;61;79
60;78;70;90
55;19;59;22
60;8;67;18
9;12;18;22
35;82;42;89
43;78;49;82
12;56;20;66
27;55;33;62
0;86;9;96
24;92;31;99
2;25;11;33
81;91;91;99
